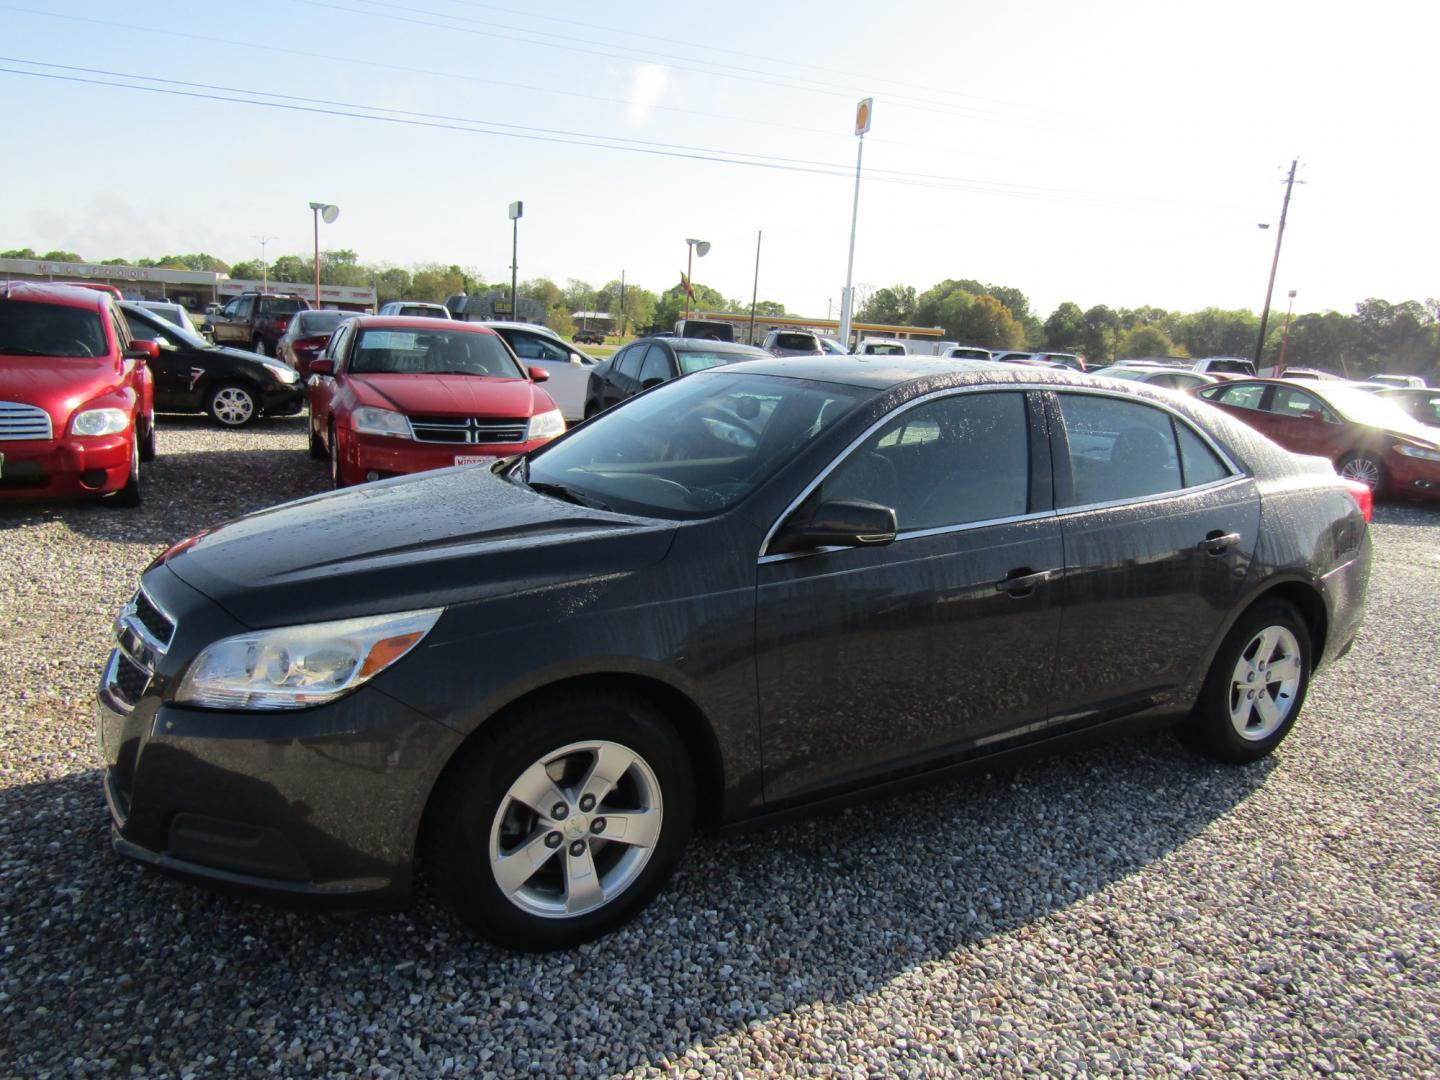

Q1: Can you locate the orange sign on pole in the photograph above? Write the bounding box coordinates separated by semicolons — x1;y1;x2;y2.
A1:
855;98;873;136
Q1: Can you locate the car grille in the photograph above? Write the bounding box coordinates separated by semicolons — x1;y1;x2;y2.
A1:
409;416;528;445
0;401;53;441
103;588;175;714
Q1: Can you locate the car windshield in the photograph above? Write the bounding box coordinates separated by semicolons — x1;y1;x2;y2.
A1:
349;327;523;377
1316;384;1439;437
0;299;108;358
296;311;350;336
675;348;753;375
123;306;211;350
523;371;868;519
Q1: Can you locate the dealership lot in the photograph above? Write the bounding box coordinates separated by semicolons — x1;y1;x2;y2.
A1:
2;417;1438;1076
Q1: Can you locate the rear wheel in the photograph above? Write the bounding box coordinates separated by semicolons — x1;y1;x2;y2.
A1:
1338;452;1385;494
424;690;695;951
1182;600;1311;763
251;336;267;356
208;384;257;427
329;422;346;487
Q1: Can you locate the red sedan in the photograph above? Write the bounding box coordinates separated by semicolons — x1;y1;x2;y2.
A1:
307;317;564;487
1195;377;1440;499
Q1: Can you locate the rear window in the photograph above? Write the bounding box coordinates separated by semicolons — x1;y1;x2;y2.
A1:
297;311;348;335
0;299;108;358
679;321;735;342
775;333;818;350
399;305;447;318
259;298;304;315
1205;359;1255;375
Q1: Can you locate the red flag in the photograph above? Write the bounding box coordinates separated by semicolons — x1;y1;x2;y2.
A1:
680;271;695;301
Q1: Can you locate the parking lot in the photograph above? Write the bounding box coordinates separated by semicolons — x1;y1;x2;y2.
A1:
2;415;1438;1077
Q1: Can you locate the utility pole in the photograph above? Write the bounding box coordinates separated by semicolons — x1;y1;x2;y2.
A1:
618;269;627;338
838;98;873;352
748;230;762;345
1253;158;1299;370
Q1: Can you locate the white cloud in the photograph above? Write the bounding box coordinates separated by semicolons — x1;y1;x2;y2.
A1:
625;64;667;128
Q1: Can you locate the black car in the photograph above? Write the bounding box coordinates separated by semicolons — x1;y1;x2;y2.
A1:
583;336;768;417
98;360;1371;950
120;303;305;427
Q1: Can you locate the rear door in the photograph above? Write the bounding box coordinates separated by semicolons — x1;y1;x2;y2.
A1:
122;308;194;409
1047;390;1260;716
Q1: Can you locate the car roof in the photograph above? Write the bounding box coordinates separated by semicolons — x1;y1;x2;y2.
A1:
481;320;561;336
720;355;1079;389
350;315;498;334
0;280;110;311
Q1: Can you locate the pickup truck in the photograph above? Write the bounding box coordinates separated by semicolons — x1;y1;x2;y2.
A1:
204;292;311;356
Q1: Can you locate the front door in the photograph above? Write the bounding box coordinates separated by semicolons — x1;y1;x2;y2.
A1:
756;390;1064;805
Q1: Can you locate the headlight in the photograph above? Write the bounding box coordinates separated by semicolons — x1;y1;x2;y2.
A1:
1395;443;1440;462
527;408;565;440
261;360;299;384
352;406;411;438
176;608;442;710
70;407;130;437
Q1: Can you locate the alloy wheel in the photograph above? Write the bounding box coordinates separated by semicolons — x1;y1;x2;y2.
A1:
211;387;255;426
1339;455;1381;489
1227;625;1303;741
488;740;663;919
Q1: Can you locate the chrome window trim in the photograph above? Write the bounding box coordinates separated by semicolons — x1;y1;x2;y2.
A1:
757;384;1041;560
757;381;1250;562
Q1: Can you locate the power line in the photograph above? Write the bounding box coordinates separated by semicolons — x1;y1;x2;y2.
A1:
0;60;1250;215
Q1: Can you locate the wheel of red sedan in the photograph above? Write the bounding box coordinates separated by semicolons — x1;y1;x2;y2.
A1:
328;422;346;488
207;384;256;427
424;692;694;951
1184;600;1311;763
1338;452;1385;493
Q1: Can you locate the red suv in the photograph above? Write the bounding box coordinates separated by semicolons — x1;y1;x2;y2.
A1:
0;283;157;506
307;316;565;487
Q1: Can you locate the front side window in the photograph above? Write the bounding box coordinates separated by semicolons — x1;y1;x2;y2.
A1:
1267;384;1336;422
820;392;1029;531
1058;394;1182;506
348;328;523;377
0;299;108;358
613;345;643;379
509;333;569;362
1204;383;1266;410
524;372;865;519
637;345;673;384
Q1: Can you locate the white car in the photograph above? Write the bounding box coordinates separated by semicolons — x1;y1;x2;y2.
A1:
135;300;193;330
482;321;599;422
378;301;452;319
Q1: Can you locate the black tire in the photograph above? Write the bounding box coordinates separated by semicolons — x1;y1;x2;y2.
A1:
138;412;158;462
309;420;327;460
328;422;346;488
207;383;258;427
108;438;142;509
251;336;267;356
1182;599;1311;763
423;689;695;951
1337;451;1386;494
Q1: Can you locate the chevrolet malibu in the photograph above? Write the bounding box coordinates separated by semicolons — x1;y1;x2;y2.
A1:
98;360;1371;950
307;316;565;486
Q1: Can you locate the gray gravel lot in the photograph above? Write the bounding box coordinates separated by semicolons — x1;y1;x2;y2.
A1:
2;415;1438;1077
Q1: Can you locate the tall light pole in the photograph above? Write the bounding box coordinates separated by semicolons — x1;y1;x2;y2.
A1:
748;230;762;345
618;269;627;338
837;97;873;352
251;234;277;290
684;238;710;320
1253;158;1298;369
308;202;338;307
1277;288;1298;371
508;200;523;319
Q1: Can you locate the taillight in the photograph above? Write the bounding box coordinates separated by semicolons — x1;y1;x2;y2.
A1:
274;317;290;334
1340;478;1373;523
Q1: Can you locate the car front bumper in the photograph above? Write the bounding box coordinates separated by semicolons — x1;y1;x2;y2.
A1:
342;432;552;484
258;384;305;417
0;433;132;500
96;656;463;908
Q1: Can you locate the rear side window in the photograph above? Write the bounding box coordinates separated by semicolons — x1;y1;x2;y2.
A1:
1206;383;1266;410
0;299;108;358
1058;394;1182;506
1175;423;1231;487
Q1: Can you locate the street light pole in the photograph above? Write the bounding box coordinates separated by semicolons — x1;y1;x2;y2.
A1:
748;230;762;345
307;202;338;307
252;235;277;291
837;98;873;352
683;238;710;320
508;201;523;319
1253;158;1298;370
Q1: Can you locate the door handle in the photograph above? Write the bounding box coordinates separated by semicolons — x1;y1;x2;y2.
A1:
1197;531;1241;555
995;567;1060;597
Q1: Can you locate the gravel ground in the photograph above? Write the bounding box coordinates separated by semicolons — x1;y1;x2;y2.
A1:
2;415;1438;1077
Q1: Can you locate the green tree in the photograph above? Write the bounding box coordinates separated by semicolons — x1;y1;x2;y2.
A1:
1172;307;1259;359
1043;302;1086;351
375;267;412;304
269;255;310;284
560;278;597;316
1117;324;1185;360
409;263;466;302
858;285;917;324
228;259;265;281
40;249;82;262
952;294;1024;349
152;253;230;273
654;282;730;329
594;279;657;337
1;247;36;258
1079;305;1122;366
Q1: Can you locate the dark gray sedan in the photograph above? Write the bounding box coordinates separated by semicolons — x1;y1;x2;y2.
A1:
97;360;1371;950
582;336;768;417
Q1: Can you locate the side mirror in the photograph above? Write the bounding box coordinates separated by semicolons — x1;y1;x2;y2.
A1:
768;498;897;555
528;365;550;382
124;341;160;361
569;352;584;364
310;359;335;376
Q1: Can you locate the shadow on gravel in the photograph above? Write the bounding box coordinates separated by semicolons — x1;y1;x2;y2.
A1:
1371;500;1440;528
0;415;327;545
0;733;1274;1075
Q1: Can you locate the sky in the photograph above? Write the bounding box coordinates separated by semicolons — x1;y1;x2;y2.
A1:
1;0;1435;323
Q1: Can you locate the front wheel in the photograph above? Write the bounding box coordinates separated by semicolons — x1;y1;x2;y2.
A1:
208;384;257;427
309;420;327;460
251;336;267;356
1182;600;1311;763
107;438;142;509
138;411;157;462
424;691;695;951
1337;452;1385;494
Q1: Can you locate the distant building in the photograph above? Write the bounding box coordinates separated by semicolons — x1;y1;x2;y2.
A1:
223;278;375;312
0;256;221;310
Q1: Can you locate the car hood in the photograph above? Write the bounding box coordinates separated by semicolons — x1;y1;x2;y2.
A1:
0;355;125;422
349;372;550;417
161;465;675;627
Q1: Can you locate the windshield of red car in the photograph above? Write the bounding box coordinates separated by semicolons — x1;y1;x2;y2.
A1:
1318;384;1439;439
0;299;108;358
349;327;524;378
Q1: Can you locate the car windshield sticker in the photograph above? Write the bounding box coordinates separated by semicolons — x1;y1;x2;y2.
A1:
362;332;420;351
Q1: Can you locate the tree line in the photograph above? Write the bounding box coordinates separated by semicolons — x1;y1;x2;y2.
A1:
6;246;1435;376
858;279;1440;378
